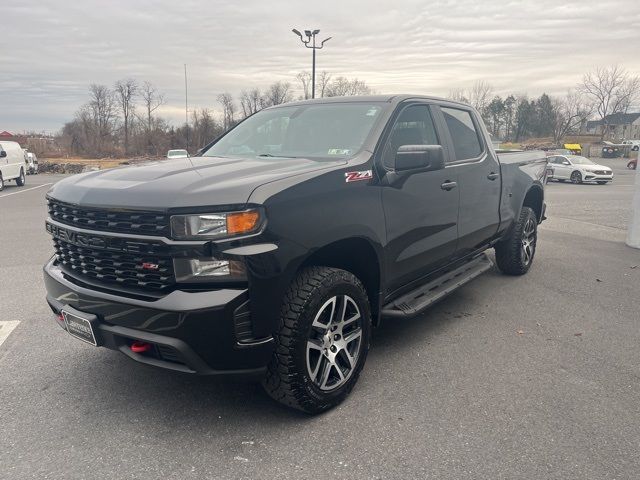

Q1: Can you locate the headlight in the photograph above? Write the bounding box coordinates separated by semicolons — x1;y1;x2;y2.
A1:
173;257;247;283
170;209;262;240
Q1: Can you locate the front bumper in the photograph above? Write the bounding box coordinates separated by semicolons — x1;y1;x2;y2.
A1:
583;173;613;182
44;258;274;377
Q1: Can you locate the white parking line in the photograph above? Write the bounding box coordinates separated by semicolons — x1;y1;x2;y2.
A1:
0;183;52;198
0;321;20;348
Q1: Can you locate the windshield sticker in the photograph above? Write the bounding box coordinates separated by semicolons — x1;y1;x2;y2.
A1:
328;148;352;156
345;170;373;183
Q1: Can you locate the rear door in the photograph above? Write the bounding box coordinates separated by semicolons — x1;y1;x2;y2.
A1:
435;105;501;257
380;102;460;293
3;142;24;178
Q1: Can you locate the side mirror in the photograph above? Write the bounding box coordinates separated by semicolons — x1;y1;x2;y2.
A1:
394;145;444;173
0;150;6;158
562;161;571;165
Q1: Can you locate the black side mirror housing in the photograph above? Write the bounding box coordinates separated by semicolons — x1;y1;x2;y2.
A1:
394;145;445;173
0;150;6;158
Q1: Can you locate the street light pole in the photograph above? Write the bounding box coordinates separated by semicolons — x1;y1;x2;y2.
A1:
291;28;331;99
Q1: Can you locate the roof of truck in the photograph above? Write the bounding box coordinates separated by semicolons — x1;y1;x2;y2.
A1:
282;94;471;109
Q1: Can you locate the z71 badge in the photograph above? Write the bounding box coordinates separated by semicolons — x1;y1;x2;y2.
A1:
345;170;373;183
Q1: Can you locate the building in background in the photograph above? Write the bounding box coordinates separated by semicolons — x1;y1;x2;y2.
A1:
585;113;640;140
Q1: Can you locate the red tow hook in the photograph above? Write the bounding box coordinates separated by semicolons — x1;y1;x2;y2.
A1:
130;341;152;354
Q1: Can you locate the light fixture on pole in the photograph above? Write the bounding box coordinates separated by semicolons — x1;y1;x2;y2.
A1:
291;28;331;99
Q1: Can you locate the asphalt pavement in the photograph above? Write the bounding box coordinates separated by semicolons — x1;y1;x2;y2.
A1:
1;160;639;479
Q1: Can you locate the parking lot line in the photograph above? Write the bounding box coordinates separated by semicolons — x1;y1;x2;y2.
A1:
0;183;52;198
0;321;20;348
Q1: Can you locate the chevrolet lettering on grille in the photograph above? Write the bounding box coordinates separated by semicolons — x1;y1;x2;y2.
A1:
46;222;151;254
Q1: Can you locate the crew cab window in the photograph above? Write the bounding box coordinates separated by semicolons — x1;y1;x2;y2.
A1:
383;105;440;168
441;107;483;160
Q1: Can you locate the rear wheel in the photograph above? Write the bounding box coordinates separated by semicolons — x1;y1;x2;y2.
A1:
570;171;582;184
628;162;637;170
495;207;538;276
16;168;26;187
263;266;371;414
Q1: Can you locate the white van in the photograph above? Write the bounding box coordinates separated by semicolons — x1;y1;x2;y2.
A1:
0;141;27;190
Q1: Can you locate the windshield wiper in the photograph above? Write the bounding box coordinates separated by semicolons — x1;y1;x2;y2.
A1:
257;153;299;158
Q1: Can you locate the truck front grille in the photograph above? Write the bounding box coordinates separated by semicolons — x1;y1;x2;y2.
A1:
53;238;175;291
48;198;169;237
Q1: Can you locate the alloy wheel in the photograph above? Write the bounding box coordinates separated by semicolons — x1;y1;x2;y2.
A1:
306;295;363;391
521;217;536;266
570;172;582;184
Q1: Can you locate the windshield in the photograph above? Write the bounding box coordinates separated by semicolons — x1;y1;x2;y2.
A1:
570;156;595;165
203;102;385;160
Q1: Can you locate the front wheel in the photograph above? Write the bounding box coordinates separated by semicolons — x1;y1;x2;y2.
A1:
263;266;371;414
16;168;26;187
0;173;4;191
570;171;582;184
495;206;538;276
628;162;637;170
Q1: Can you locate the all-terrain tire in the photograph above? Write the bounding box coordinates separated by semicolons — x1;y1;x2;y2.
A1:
494;206;538;276
16;168;26;187
262;266;371;414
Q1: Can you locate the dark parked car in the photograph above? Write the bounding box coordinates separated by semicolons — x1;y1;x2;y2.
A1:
43;95;547;413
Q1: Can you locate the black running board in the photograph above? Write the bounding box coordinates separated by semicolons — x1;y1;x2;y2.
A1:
381;254;493;318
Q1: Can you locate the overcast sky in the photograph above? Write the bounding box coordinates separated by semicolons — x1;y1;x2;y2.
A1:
3;0;639;133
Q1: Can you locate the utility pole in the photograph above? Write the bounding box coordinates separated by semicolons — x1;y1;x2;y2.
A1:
291;29;331;99
184;64;189;150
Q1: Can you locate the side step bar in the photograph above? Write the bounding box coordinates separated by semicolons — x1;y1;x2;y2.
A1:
381;254;494;319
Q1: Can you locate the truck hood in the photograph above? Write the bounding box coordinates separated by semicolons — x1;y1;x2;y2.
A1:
47;156;345;210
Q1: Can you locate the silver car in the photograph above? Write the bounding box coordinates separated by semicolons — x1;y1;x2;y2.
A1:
547;154;613;184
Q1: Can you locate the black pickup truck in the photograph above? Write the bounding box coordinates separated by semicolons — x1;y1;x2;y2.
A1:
43;95;546;413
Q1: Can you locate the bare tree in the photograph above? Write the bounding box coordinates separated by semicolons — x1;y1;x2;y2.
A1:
191;109;220;149
138;81;166;154
217;93;237;130
317;71;332;98
261;81;293;107
468;80;493;113
239;88;263;118
296;72;312;100
580;65;640;139
140;81;165;133
447;88;469;104
551;90;593;143
114;78;138;154
325;77;372;97
88;84;117;154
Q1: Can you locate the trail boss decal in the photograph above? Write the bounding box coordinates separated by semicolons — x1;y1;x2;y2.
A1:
345;170;373;183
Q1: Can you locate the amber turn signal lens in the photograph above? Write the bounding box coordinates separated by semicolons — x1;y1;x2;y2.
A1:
226;210;260;235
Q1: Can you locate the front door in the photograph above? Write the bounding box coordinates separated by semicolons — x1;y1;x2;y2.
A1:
380;103;460;294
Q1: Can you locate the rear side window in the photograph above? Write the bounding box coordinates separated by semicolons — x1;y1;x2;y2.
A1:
442;107;483;160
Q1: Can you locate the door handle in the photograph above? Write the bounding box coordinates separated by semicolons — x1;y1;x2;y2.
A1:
487;172;499;180
441;181;457;191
